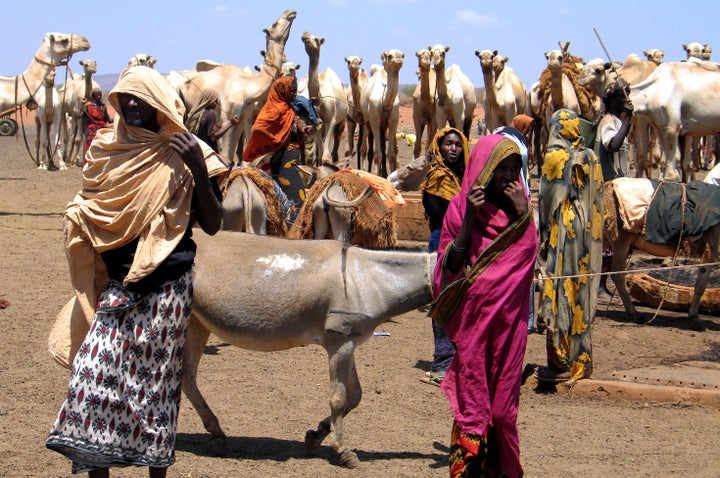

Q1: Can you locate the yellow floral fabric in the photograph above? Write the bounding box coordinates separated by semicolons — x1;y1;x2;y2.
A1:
539;109;604;381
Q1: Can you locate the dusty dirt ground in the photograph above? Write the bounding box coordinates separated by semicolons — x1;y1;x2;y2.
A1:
2;107;720;478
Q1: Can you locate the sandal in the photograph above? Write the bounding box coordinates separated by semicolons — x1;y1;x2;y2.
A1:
420;371;445;387
535;366;571;383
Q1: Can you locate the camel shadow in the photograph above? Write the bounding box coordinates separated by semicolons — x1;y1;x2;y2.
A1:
175;432;446;468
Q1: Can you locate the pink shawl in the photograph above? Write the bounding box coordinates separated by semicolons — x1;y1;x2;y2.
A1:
434;134;538;439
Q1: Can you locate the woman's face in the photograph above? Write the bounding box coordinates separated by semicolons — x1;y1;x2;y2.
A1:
488;153;521;195
440;132;464;165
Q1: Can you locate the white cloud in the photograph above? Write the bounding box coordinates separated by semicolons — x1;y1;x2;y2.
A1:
206;4;250;18
454;10;504;26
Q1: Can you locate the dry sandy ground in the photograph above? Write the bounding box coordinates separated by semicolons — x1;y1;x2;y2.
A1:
2;110;720;478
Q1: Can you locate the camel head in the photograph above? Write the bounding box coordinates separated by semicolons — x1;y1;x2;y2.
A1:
415;50;432;71
42;32;91;66
345;56;363;76
381;50;405;74
702;44;713;61
281;62;301;76
578;58;609;93
475;49;496;74
301;31;325;57
79;59;97;75
128;54;157;68
429;44;449;69
545;49;565;71
492;54;508;76
643;49;665;65
263;9;296;43
683;42;705;60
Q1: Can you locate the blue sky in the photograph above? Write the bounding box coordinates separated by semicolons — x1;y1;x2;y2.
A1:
3;1;716;90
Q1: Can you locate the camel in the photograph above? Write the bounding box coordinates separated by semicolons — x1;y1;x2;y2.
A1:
359;49;405;177
177;9;296;165
127;53;157;68
644;49;665;66
0;32;91;151
475;50;527;134
344;55;368;165
683;42;708;60
604;178;720;331
184;230;436;467
681;43;716;173
429;44;476;140
578;54;661;177
387;154;430;191
33;68;65;170
411;49;436;158
298;32;348;164
629;60;720;180
57;59;100;166
530;43;597;165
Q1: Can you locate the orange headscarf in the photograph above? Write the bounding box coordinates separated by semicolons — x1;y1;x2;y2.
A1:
510;114;534;136
242;76;297;162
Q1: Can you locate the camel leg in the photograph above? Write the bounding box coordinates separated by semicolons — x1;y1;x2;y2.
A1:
387;115;399;174
305;338;362;468
181;314;228;448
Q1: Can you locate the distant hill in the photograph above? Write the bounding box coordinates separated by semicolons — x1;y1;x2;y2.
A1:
92;75;485;105
94;74;118;93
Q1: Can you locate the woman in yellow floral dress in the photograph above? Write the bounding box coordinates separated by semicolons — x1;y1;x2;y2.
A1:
536;109;604;383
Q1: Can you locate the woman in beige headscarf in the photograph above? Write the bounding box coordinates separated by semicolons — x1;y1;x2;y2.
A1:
46;66;226;478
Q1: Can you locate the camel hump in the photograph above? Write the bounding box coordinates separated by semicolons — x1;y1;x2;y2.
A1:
195;59;224;72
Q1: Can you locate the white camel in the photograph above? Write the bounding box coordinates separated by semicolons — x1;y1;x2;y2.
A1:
429;44;476;140
0;33;91;162
184;230;436;468
298;32;348;164
412;48;436;158
643;49;665;66
344;55;368;166
178;10;296;165
475;49;527;134
630;60;720;180
57;59;100;166
33;68;66;170
127;53;157;68
578;54;662;178
359;49;405;176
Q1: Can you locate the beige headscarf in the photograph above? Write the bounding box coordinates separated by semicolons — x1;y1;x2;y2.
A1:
50;66;226;368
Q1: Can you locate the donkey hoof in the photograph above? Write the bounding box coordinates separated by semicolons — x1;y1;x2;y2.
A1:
338;448;360;468
692;318;708;332
208;434;227;454
305;429;323;451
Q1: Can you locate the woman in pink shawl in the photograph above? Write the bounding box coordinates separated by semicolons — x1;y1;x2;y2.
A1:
429;134;538;477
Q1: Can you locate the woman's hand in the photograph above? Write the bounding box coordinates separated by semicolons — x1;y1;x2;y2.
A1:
503;181;528;216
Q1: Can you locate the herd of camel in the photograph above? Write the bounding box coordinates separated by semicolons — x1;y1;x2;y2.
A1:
6;11;720;468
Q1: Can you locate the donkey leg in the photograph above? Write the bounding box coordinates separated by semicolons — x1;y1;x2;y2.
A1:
307;338;362;468
689;264;710;331
181;315;227;448
610;239;643;322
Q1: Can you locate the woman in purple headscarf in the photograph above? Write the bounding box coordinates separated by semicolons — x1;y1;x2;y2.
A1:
429;134;538;477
